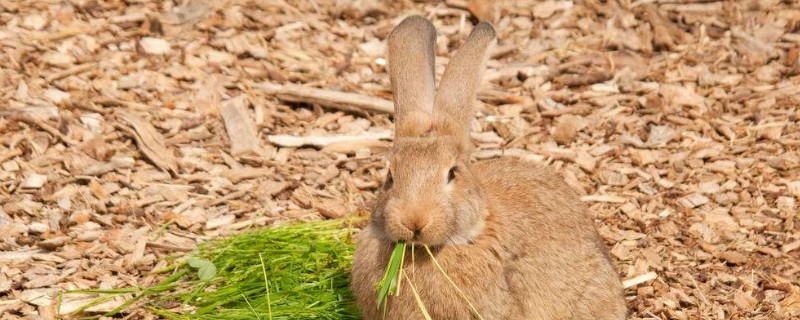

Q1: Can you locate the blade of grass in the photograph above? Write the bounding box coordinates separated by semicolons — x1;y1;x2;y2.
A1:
376;241;407;310
395;242;407;294
410;242;416;277
423;245;485;320
238;286;261;320
62;270;186;317
401;269;432;320
258;253;273;320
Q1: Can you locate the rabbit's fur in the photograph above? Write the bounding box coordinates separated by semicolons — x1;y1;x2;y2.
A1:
351;16;626;320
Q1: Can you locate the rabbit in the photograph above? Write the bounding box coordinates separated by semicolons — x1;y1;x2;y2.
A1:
351;16;626;320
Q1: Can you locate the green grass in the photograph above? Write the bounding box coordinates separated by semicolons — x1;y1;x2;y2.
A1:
376;241;406;314
62;219;362;320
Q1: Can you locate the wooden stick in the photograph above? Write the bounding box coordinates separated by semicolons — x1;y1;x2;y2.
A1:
580;194;627;203
146;242;194;252
11;114;80;146
484;65;548;82
256;82;520;115
46;63;97;82
444;0;468;10
474;148;545;162
540;104;593;117
93;97;152;111
267;130;392;148
622;271;658;288
257;82;395;114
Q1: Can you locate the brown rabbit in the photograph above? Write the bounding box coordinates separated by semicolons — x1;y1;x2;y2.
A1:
351;16;626;320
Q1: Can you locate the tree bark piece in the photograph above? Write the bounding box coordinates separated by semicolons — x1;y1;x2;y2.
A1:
643;5;693;50
218;95;263;156
117;110;178;174
257;82;394;114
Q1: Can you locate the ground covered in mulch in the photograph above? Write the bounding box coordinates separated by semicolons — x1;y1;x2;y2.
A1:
1;0;799;319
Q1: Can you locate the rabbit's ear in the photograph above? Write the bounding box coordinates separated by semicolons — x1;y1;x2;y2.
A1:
388;16;437;138
433;22;496;150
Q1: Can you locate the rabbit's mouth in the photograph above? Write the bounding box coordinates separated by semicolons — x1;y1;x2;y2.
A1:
378;195;442;244
383;211;482;247
385;214;447;246
403;224;482;247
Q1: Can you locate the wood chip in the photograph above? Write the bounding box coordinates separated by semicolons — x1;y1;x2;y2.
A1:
219;95;263;156
622;271;658;288
581;194;627;203
117;110;178;174
552;115;583;145
206;214;236;230
467;0;497;22
533;0;572;19
678;193;710;208
37;236;70;250
630;149;667;166
783;241;800;254
21;172;47;189
315;198;349;219
719;251;748;265
139;37;172;55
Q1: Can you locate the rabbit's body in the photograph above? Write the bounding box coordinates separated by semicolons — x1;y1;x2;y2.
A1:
351;16;625;320
353;158;625;320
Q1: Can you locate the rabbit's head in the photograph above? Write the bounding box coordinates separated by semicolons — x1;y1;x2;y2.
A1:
372;16;496;246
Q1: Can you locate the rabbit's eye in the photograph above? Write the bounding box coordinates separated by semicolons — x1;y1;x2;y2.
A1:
447;166;458;183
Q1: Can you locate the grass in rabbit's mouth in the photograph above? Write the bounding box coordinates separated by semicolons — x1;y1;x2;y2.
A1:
377;242;484;320
376;240;407;312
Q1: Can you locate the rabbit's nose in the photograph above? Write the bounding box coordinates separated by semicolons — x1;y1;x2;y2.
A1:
401;212;430;235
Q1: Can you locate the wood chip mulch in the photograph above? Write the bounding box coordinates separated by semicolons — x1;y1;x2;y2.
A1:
1;0;799;319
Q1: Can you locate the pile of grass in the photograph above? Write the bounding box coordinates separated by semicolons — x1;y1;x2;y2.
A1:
65;219;361;319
